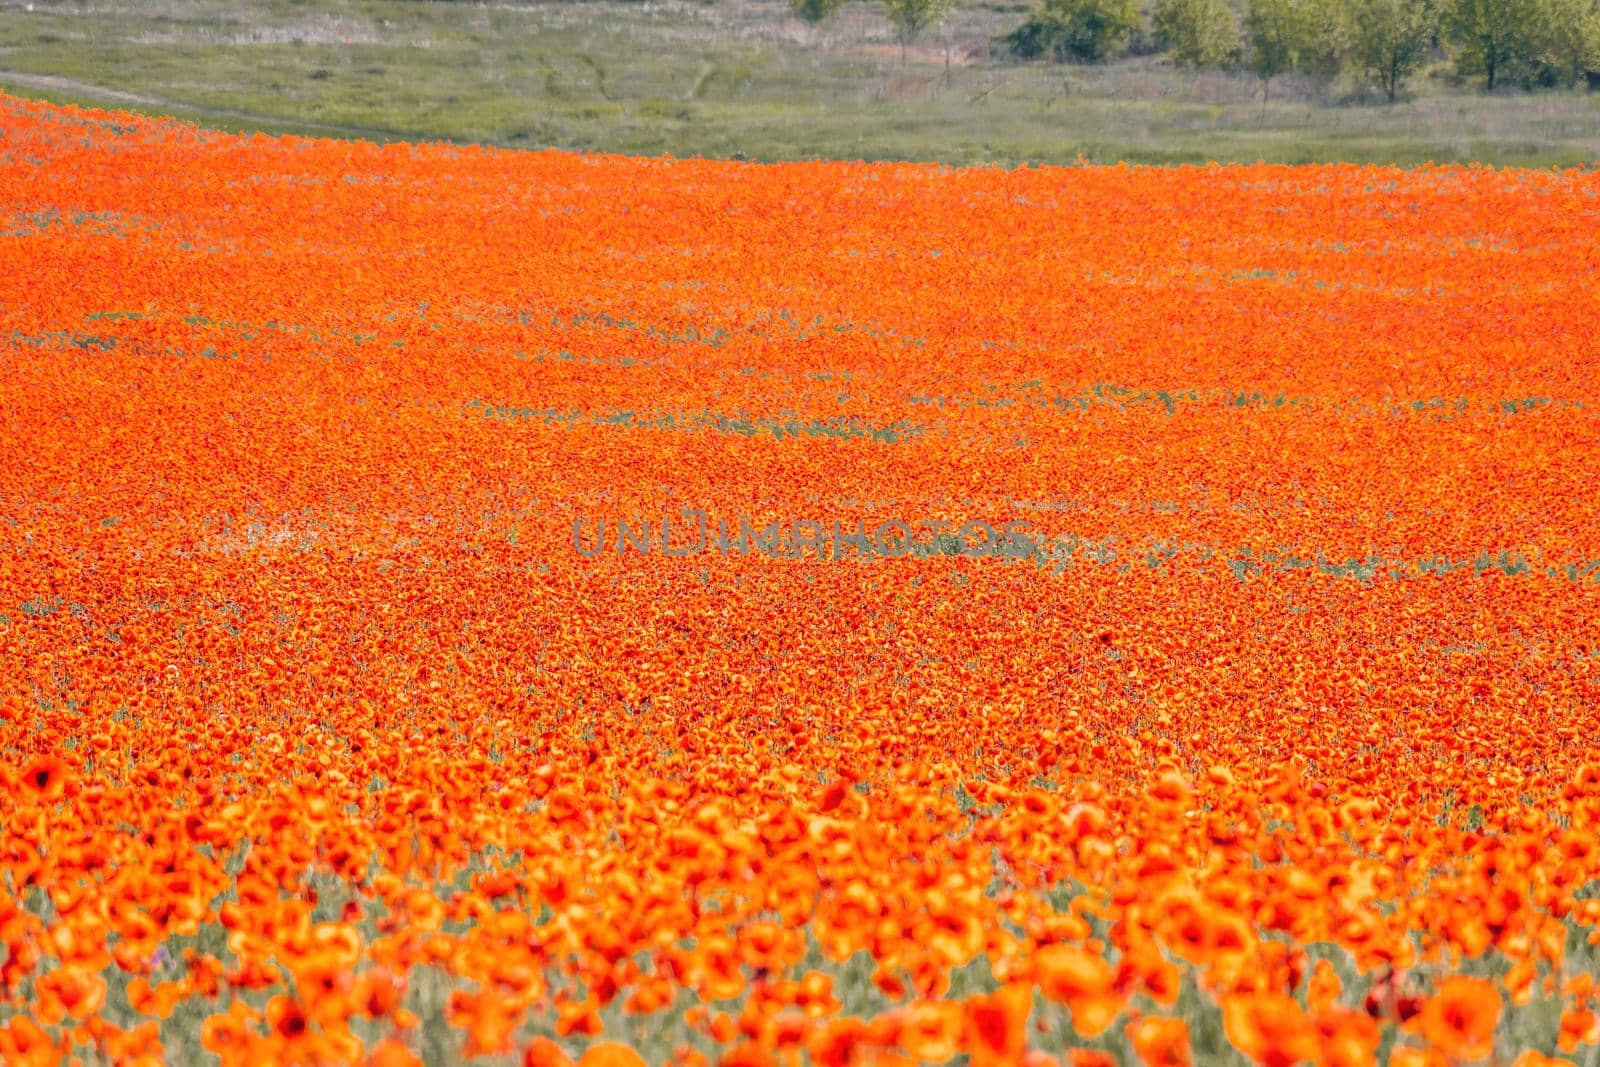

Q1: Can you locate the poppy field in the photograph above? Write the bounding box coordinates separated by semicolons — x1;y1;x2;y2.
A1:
2;91;1600;1067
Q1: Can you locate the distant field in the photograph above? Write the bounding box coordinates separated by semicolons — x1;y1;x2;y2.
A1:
2;0;1600;166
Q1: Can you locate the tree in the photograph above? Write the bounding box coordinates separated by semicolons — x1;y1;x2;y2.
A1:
791;0;848;22
1006;0;1146;61
882;0;957;58
1347;0;1438;99
1444;0;1542;88
1244;0;1320;101
1299;0;1350;76
1586;3;1600;80
1532;0;1600;84
1153;0;1243;66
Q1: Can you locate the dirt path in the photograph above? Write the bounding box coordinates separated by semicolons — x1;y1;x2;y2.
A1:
0;69;414;141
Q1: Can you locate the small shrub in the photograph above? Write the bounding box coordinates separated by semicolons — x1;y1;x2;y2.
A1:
1005;0;1145;61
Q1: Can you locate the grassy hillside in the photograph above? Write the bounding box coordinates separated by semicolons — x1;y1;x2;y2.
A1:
2;0;1599;166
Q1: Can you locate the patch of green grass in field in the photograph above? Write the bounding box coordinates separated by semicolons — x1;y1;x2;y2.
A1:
2;0;1599;165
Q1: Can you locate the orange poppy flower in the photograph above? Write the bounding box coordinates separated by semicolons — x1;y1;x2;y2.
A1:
19;754;69;799
1222;993;1322;1067
577;1041;648;1067
1414;976;1500;1062
525;1037;577;1067
1128;1016;1192;1067
962;982;1032;1066
367;1038;424;1067
897;1000;964;1064
1511;1055;1576;1067
1033;945;1121;1038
